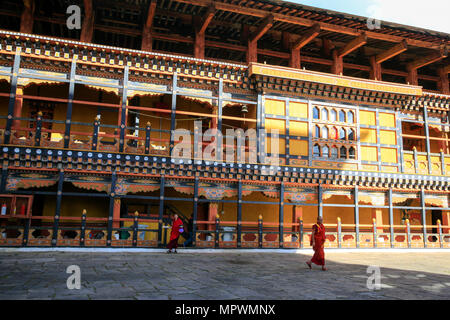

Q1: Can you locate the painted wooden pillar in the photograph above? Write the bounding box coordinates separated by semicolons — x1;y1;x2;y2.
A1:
132;212;139;247
20;0;35;34
64;59;76;148
423;105;432;174
22;217;30;247
12;86;24;132
113;198;121;228
354;185;360;248
106;173;117;246
0;166;7;194
192;177;199;247
51;170;64;246
388;188;395;248
217;78;223;160
169;73;178;156
80;209;87;247
118;66;129;153
4;49;21;145
258;215;263;248
279;182;285;248
237;180;242;248
145;122;151;154
158;176;165;246
256;94;263;164
208;203;218;232
92;116;100;151
34;111;42;146
285;99;290;166
421;188;428;248
318;185;323;218
299;218;304;248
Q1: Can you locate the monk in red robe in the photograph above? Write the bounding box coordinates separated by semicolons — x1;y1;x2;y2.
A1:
306;216;327;271
167;213;184;254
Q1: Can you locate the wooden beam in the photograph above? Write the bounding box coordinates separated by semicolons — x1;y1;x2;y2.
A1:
337;33;367;58
249;14;274;43
407;68;418;85
247;14;273;63
438;68;449;95
332;49;343;75
375;40;407;64
322;38;334;56
407;46;448;71
141;0;157;51
197;4;216;35
80;0;94;43
370;56;382;81
282;32;290;51
170;0;446;50
288;24;320;69
144;0;158;29
292;23;321;50
290;47;301;69
20;0;35;34
438;68;450;94
442;64;450;74
194;4;216;59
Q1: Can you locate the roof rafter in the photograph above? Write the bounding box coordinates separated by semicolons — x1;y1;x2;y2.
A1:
170;0;445;49
249;14;274;43
292;23;321;51
196;4;216;34
375;40;408;64
337;33;367;58
407;46;449;70
144;0;157;30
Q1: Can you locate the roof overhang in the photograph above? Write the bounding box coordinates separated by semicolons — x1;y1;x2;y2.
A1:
249;63;423;96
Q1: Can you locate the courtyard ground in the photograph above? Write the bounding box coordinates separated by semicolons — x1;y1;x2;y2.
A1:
0;249;449;300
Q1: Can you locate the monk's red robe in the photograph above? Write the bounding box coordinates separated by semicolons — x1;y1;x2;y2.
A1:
310;223;326;266
170;218;184;241
167;218;184;250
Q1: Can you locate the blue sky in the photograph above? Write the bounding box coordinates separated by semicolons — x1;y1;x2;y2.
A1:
288;0;450;33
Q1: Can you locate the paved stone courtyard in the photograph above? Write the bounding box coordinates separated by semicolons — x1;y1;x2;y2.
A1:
0;249;449;300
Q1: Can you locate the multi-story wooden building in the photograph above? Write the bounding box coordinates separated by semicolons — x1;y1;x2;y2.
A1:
0;0;449;249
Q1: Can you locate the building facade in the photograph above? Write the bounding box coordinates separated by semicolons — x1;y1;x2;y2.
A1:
0;0;449;249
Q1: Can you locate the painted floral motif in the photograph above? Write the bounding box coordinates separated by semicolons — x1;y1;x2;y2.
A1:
114;177;160;195
6;177;58;191
72;182;110;193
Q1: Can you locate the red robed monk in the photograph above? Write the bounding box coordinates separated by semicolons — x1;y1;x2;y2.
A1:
167;213;184;254
306;216;327;271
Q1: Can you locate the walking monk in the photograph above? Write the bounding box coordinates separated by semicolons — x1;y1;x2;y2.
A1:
306;216;327;271
167;213;184;254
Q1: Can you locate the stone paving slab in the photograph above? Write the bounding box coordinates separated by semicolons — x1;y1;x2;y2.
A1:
0;251;449;300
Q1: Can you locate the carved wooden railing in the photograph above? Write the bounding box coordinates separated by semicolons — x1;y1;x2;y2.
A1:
1;211;449;249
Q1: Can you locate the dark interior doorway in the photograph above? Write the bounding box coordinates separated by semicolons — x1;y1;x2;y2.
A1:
431;210;442;242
